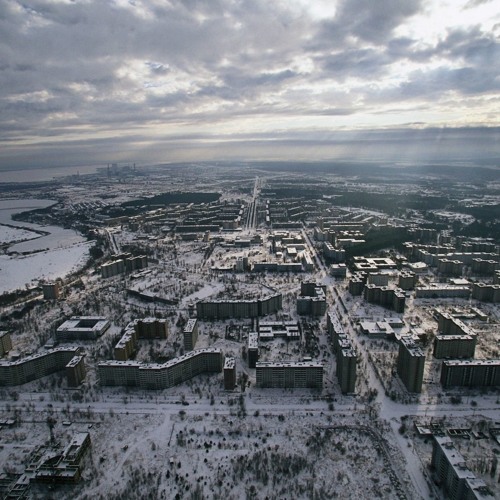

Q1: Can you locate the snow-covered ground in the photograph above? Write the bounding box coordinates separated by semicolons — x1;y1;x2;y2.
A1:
0;224;40;245
0;241;92;293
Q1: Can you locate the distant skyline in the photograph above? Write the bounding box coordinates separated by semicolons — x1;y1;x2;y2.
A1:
0;0;499;169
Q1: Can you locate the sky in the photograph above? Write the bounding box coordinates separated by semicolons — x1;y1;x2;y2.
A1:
0;0;499;169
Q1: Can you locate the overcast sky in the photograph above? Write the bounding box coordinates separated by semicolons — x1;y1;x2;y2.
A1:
0;0;499;169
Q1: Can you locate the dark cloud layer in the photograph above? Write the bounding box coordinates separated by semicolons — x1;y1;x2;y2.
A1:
0;0;498;168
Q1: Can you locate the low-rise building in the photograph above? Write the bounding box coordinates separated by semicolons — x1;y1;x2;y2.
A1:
56;316;110;342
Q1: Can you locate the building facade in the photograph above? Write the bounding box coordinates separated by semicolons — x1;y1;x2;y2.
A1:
397;336;425;393
256;362;323;389
98;348;223;390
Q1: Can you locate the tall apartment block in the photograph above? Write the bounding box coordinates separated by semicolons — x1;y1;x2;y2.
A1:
297;282;327;316
363;284;406;313
66;355;86;387
398;271;417;290
114;326;138;361
431;436;495;500
134;318;168;339
441;360;500;388
183;319;198;351
223;357;236;390
0;331;13;356
327;310;345;349
256;361;323;389
98;348;223;390
336;338;357;394
397;336;425;393
248;331;259;368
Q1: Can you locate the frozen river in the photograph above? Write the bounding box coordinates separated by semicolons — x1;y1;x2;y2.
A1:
0;199;92;293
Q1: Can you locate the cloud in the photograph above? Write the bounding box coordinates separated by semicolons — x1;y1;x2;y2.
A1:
0;0;498;169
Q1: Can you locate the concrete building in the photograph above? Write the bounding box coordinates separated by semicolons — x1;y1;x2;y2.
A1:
433;335;477;359
248;331;259;368
415;285;470;299
101;254;148;278
336;338;357;394
98;348;223;390
364;284;406;313
134;318;169;339
256;361;323;389
441;360;500;388
327;310;345;348
471;258;498;275
471;283;500;303
42;282;61;300
258;321;300;341
360;321;394;339
183;319;198;351
297;283;327;316
66;355;86;387
0;331;13;356
28;432;91;485
114;326;137;361
56;316;111;342
223;357;236;390
398;271;417;290
437;258;463;276
0;347;82;386
368;273;390;286
323;242;345;263
431;436;495;500
196;293;282;319
437;313;475;337
348;272;367;296
329;263;347;278
397;336;425;393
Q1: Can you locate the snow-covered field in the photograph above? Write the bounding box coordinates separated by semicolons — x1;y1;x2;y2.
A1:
0;224;40;245
0;241;92;293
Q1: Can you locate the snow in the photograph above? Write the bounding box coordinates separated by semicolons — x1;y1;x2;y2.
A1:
0;241;92;293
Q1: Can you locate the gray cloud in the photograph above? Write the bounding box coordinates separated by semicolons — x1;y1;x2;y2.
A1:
0;0;498;169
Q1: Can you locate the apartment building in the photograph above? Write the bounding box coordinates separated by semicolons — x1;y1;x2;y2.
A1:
336;338;357;394
431;436;494;500
223;357;236;390
196;293;282;319
0;347;82;386
433;335;477;359
183;319;198;351
256;361;323;389
98;348;223;390
0;331;13;357
397;336;425;393
440;360;500;388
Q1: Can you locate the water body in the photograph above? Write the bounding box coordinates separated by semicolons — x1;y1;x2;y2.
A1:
0;164;100;183
0;199;91;293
